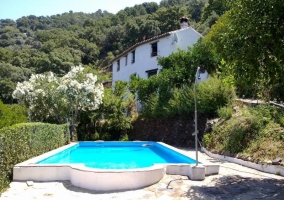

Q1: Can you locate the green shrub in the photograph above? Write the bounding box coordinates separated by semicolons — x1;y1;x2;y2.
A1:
196;77;236;117
0;123;69;191
138;76;236;119
0;100;27;129
207;104;284;160
78;82;136;141
167;77;236;118
208;108;262;153
140;93;167;119
217;106;233;119
279;116;284;128
120;134;129;141
166;85;195;117
203;133;211;148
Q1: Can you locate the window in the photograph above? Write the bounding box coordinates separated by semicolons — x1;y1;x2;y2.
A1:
125;55;128;66
146;69;158;78
131;50;135;63
117;60;120;71
151;42;157;57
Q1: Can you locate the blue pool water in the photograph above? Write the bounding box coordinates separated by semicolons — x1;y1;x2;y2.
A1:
37;142;197;169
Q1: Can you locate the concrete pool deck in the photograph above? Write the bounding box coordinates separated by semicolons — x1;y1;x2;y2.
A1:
1;148;284;200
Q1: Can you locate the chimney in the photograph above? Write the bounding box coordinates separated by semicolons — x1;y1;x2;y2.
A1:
180;16;189;29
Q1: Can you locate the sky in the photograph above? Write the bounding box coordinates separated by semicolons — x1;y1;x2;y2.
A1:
0;0;161;21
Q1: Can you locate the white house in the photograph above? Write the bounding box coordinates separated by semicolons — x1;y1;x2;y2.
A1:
111;17;207;86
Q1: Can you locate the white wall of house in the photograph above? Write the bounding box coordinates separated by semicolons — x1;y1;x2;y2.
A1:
112;27;203;86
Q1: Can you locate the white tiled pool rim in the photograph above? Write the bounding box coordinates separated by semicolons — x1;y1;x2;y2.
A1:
13;141;219;191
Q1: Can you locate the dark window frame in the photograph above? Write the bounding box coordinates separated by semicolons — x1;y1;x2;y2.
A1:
117;59;120;71
131;50;135;64
146;68;158;78
125;55;128;66
151;42;158;57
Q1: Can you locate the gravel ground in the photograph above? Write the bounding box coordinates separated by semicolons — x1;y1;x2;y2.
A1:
1;148;283;200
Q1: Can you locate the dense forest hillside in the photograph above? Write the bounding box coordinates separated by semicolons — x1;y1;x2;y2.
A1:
0;0;229;104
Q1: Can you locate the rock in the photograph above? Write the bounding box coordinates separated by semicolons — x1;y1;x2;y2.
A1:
243;156;249;161
26;181;33;186
219;150;224;155
224;151;230;156
266;160;272;165
263;160;272;165
211;149;217;154
272;157;282;165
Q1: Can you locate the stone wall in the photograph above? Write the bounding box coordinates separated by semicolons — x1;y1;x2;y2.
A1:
128;115;208;147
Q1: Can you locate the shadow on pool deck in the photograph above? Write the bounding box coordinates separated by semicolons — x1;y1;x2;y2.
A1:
185;175;284;200
55;174;284;199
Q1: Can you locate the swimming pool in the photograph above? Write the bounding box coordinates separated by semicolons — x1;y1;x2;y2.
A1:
13;141;219;191
37;142;197;169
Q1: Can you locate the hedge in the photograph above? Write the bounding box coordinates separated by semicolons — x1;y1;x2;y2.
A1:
0;100;27;130
0;122;69;191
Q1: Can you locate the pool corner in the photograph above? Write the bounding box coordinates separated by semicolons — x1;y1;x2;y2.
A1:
189;165;206;180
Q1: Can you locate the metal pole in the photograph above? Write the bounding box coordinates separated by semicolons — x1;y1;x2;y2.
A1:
194;67;200;166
